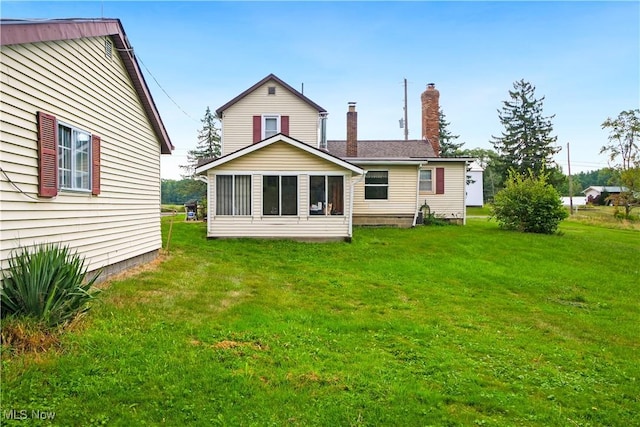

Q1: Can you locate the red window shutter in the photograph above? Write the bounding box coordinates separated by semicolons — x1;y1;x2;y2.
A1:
37;111;58;197
281;115;289;135
92;134;101;195
436;167;445;194
253;116;261;143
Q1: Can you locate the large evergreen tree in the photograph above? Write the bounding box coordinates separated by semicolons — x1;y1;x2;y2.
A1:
439;109;465;157
180;106;222;178
491;80;560;180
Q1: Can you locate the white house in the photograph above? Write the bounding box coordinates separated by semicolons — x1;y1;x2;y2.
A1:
465;161;484;207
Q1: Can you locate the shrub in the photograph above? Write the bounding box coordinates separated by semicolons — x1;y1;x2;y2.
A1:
0;243;100;327
491;170;568;234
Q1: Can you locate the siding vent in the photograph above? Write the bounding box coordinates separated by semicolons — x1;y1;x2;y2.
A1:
105;39;113;60
268;86;276;95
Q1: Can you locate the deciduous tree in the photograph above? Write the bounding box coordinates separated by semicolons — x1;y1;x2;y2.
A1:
600;109;640;217
491;170;567;234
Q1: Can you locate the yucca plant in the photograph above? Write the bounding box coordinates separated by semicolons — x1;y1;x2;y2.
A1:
1;243;100;327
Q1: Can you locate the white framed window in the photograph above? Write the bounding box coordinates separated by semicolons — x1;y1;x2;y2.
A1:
364;170;388;200
309;175;344;216
419;169;434;193
216;175;251;216
58;123;91;191
263;175;297;216
263;115;280;139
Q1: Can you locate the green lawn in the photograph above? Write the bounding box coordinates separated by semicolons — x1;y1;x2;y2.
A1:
2;217;639;426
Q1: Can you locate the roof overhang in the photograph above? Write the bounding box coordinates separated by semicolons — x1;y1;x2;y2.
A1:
0;18;173;154
350;157;475;166
195;133;364;175
215;73;327;117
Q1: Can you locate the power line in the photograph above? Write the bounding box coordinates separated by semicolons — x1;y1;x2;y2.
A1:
135;54;199;123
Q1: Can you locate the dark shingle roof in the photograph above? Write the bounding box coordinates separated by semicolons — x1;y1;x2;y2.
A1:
326;139;437;159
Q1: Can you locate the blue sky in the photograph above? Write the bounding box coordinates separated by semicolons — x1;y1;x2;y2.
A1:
3;1;639;179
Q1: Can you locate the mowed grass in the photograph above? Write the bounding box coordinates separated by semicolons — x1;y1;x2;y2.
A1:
2;216;639;426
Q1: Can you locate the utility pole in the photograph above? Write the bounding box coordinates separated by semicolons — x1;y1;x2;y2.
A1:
403;78;409;141
567;142;574;214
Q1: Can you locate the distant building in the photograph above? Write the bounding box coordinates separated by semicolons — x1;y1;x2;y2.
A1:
466;161;484;207
583;186;628;204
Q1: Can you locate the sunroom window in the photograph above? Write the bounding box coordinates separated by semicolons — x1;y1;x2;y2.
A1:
263;175;297;216
216;175;251;215
309;175;344;215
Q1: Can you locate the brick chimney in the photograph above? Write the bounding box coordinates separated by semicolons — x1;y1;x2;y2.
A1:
421;83;440;156
346;102;357;157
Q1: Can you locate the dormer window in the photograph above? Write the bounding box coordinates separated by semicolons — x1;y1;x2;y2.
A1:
268;86;276;95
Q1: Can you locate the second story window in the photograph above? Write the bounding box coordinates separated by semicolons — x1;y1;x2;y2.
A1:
263;116;280;139
253;114;289;143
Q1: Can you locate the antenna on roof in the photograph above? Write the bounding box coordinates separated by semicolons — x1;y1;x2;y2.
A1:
403;78;409;140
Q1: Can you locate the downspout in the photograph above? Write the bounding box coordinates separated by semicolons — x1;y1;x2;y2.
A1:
319;113;328;150
198;174;209;228
349;171;367;240
412;162;426;227
463;160;469;225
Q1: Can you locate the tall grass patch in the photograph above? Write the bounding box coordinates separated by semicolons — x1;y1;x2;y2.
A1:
1;244;100;354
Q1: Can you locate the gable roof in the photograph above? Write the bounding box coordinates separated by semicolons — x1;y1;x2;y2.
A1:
215;73;327;117
326;139;438;160
0;18;173;154
582;186;628;194
195;133;364;175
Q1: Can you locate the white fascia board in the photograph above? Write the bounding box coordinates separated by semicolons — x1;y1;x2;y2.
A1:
350;157;474;166
195;133;364;175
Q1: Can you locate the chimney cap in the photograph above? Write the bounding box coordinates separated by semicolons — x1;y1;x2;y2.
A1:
348;101;357;112
427;83;436;89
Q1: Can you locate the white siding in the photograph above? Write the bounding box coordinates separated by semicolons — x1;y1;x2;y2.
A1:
221;81;320;155
205;142;354;239
0;37;162;273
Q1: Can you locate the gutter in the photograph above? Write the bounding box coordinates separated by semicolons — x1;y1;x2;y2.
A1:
412;162;426;227
349;171;367;239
